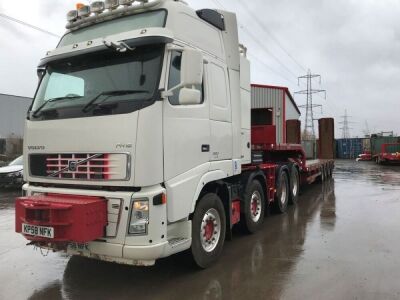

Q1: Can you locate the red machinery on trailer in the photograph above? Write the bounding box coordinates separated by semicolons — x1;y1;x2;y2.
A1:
374;143;400;164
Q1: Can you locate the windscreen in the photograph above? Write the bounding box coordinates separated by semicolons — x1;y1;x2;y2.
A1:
30;44;164;120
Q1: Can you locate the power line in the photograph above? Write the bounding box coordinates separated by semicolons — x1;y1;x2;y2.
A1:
236;0;307;73
248;53;299;85
210;0;338;122
0;12;60;38
239;25;299;79
211;0;299;79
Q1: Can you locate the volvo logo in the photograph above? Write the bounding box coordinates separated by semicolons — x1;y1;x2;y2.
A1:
68;161;78;172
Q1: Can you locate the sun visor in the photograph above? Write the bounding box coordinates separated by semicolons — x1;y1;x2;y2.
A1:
39;28;173;67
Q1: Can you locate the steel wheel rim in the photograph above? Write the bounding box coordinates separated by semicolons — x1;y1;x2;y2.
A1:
200;208;221;253
280;175;287;205
250;190;262;222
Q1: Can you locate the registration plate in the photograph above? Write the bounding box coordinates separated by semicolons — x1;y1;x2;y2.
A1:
22;223;54;238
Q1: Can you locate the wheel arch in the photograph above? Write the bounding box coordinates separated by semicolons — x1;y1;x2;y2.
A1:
276;164;290;183
191;170;229;215
242;170;268;203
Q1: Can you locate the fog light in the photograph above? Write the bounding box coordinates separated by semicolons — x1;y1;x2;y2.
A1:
128;199;149;235
90;1;105;14
77;5;91;17
119;0;134;5
105;0;119;10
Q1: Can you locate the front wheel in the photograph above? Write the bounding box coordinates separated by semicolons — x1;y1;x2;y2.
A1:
191;193;226;269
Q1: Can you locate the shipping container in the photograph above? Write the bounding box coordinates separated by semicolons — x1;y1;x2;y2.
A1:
336;138;364;159
370;136;400;156
362;138;371;152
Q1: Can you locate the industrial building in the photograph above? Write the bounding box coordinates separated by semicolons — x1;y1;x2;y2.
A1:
251;84;301;144
0;93;31;156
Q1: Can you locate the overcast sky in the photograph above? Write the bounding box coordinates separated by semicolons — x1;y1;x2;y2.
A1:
1;0;399;137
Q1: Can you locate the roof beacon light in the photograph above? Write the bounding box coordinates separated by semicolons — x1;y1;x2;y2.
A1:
76;3;85;10
105;0;119;10
90;1;105;14
67;10;78;22
77;5;91;17
119;0;134;6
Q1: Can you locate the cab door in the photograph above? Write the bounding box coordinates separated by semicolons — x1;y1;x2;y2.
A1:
163;50;210;221
208;62;232;161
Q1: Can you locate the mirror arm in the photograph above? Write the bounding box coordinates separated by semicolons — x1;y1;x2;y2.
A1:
161;83;184;98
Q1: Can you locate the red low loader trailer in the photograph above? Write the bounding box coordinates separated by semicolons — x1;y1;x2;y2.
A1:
240;85;335;214
374;143;400;165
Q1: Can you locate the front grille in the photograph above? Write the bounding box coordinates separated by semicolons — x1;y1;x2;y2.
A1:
46;154;111;180
30;153;129;181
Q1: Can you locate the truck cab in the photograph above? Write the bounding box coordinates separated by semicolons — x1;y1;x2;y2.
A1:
18;0;251;267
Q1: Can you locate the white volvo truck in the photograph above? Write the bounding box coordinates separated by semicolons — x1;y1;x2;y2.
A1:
16;0;334;268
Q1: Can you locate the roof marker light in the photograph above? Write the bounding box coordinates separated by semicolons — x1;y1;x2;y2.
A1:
105;0;119;10
119;0;134;6
77;5;91;17
90;1;105;14
67;10;78;22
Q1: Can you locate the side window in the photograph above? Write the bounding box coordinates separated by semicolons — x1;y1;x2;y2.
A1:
168;51;203;105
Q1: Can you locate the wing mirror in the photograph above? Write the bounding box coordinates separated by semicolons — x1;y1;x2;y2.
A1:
178;88;201;105
180;48;203;87
163;48;204;103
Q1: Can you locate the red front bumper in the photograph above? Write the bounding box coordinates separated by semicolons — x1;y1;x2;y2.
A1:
15;194;107;243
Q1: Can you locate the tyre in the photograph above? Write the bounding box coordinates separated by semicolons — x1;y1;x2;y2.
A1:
191;193;226;269
289;165;300;205
240;180;265;233
320;165;326;182
273;168;289;213
328;164;334;177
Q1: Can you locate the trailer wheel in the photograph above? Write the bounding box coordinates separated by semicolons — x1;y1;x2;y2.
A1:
326;165;331;178
191;193;226;269
274;169;289;213
328;164;334;177
289;166;300;205
320;166;326;182
240;180;265;233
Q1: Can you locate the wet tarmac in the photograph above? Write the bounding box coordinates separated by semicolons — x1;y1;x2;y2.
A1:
1;160;400;300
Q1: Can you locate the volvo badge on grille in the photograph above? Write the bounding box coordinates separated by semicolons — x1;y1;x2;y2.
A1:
68;161;78;172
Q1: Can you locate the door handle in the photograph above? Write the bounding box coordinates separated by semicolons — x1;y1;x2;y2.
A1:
202;144;210;152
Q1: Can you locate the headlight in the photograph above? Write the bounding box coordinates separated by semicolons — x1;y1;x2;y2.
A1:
6;170;23;178
128;199;149;235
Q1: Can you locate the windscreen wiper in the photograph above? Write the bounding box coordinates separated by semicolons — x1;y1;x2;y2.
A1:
81;90;148;113
32;96;82;118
